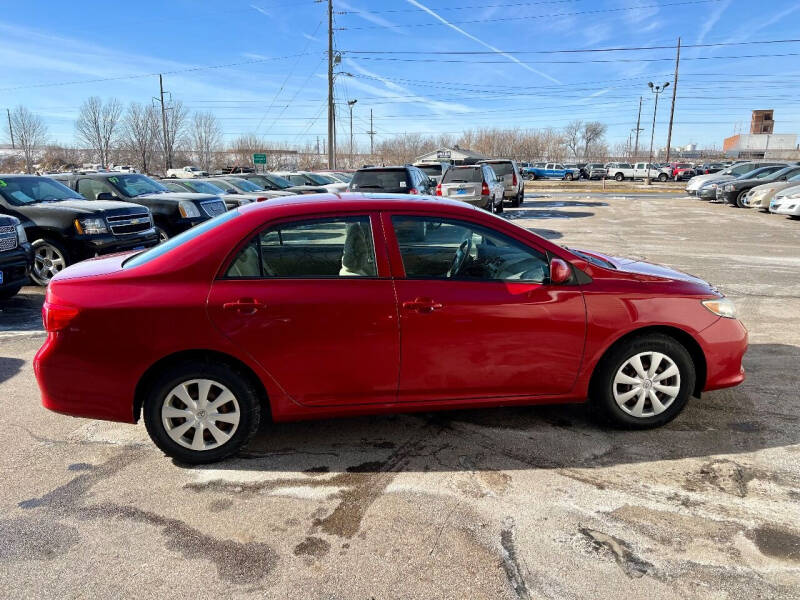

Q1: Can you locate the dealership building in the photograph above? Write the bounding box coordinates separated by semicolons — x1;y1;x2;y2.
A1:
723;110;799;159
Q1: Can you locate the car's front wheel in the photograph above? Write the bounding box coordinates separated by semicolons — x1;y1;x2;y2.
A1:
658;173;669;182
565;172;574;181
735;190;749;208
591;334;695;429
143;361;261;464
30;238;69;286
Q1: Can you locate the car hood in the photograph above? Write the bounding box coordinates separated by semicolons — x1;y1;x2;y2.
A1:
750;180;798;194
572;248;716;290
775;183;800;198
22;199;143;215
688;172;730;188
135;192;220;203
699;174;735;187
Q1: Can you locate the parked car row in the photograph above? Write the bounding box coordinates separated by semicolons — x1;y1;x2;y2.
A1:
684;160;800;217
519;160;730;182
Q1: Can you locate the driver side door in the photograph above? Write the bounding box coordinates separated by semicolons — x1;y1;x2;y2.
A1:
385;214;587;403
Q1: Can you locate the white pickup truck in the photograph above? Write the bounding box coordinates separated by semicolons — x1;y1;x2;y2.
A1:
166;166;208;179
606;162;670;182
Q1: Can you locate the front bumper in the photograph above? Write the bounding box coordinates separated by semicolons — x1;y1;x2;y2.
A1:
698;187;717;200
717;189;738;204
699;317;748;392
772;199;800;216
0;243;32;290
72;228;160;259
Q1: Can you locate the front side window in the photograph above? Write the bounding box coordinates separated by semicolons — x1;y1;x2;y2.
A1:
226;216;377;278
391;216;549;282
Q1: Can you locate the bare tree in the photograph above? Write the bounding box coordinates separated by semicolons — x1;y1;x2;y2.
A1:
75;97;123;167
563;120;583;158
122;102;160;174
162;100;189;171
9;106;48;174
191;112;222;172
581;121;608;159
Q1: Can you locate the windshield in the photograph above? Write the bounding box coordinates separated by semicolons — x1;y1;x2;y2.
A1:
350;169;411;192
183;180;225;195
485;162;514;176
333;172;353;182
416;165;442;177
739;166;780;180
109;174;167;197
771;166;800;179
227;177;263;192
264;174;293;189
442;167;483;183
124;210;239;269
0;176;84;205
304;173;331;185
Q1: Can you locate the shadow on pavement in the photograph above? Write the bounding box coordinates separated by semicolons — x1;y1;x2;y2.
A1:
0;357;26;385
188;343;799;475
0;288;45;333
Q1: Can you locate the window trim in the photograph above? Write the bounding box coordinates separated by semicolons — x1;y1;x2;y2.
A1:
220;213;385;281
387;214;551;284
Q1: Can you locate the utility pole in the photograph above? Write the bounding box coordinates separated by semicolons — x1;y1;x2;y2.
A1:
6;109;15;149
633;96;643;159
158;74;170;172
665;37;681;163
347;99;357;166
367;109;376;156
646;81;670;185
326;0;336;170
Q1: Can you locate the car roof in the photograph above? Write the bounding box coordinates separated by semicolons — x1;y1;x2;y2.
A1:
238;192;479;215
354;166;412;171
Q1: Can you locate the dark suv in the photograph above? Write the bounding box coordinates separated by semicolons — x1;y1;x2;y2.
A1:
0;215;32;299
234;172;326;195
53;173;227;241
348;165;436;195
0;175;158;285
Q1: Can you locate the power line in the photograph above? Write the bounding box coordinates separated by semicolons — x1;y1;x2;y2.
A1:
348;52;800;64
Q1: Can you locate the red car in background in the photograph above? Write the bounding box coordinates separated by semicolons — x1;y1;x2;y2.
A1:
35;194;747;463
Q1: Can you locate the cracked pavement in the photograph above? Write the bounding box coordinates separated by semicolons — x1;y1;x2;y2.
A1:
1;192;799;599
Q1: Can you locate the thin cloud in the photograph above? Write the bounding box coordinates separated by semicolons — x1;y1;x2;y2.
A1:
404;0;562;84
696;0;731;44
302;33;320;42
250;5;269;18
338;0;401;30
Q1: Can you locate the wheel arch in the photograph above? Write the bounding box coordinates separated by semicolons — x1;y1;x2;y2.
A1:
588;325;707;398
133;349;270;423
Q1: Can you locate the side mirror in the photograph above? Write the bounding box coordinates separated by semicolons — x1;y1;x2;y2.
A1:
96;192;115;201
549;258;572;284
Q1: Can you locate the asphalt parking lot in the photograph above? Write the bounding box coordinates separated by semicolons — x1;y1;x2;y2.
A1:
1;191;799;599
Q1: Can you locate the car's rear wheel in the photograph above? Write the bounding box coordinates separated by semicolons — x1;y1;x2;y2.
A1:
495;195;504;213
30;239;69;286
565;172;574;181
614;172;624;182
143;362;261;464
658;173;669;182
511;189;523;207
591;334;695;429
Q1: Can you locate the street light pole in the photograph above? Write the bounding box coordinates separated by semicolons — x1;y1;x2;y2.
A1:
646;81;670;185
348;99;357;167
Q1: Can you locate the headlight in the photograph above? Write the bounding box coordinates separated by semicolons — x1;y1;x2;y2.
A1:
15;224;27;244
178;201;201;218
74;217;108;235
724;184;734;192
702;297;737;319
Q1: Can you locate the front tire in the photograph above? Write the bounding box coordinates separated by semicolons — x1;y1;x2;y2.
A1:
735;190;749;208
143;361;261;464
565;172;574;181
30;238;70;286
658;173;669;182
590;334;695;429
155;226;170;243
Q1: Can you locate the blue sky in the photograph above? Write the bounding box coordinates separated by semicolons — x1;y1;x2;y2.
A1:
2;0;800;151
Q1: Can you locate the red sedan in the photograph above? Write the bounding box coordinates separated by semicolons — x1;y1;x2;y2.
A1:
35;194;747;463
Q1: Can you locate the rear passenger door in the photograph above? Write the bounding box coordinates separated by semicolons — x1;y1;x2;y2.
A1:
207;214;400;407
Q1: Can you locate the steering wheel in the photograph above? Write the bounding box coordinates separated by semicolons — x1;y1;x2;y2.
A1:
447;236;473;278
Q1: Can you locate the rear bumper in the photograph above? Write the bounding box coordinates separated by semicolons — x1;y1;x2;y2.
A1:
699;317;748;392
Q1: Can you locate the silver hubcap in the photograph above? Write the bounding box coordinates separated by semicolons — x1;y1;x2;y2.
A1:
33;243;66;282
162;379;241;451
613;352;681;418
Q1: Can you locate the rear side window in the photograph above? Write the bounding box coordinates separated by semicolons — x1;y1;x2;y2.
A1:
226;216;377;278
350;169;410;193
442;167;483;183
417;164;442;177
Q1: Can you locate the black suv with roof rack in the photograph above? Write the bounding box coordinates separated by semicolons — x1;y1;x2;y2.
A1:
53;172;227;242
0;175;158;285
0;214;33;299
348;165;436;195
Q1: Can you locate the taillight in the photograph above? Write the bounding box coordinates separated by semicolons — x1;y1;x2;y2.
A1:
409;188;419;195
42;301;80;332
435;183;442;196
255;197;269;202
512;172;517;186
481;181;490;196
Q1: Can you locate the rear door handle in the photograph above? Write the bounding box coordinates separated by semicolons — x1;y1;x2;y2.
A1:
402;297;443;314
223;298;266;314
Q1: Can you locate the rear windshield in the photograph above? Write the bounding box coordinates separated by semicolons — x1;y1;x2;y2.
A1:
485;162;513;176
0;176;83;205
228;178;263;192
416;164;442;177
442;167;483;183
123;210;239;269
108;174;167;197
350;169;411;192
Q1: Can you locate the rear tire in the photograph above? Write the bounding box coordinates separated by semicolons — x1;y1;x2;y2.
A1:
614;172;624;182
590;334;695;429
565;172;574;181
143;361;261;464
495;195;504;213
511;189;523;207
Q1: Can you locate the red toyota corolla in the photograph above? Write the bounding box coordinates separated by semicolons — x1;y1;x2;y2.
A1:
34;194;747;463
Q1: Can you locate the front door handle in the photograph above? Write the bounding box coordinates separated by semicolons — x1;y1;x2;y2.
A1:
402;297;443;314
223;298;266;315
